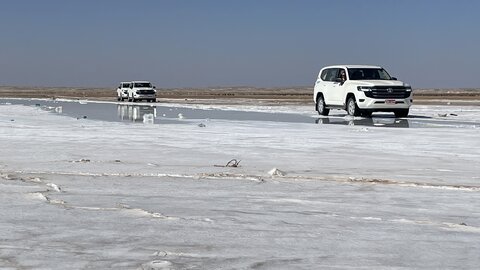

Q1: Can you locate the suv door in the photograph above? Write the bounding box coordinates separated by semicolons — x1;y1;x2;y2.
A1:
321;68;339;105
128;83;135;100
330;68;347;105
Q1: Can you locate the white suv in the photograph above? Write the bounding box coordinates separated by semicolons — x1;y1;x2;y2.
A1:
116;82;131;101
313;65;412;117
127;81;157;102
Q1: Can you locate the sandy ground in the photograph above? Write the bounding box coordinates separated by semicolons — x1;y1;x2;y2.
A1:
1;86;480;106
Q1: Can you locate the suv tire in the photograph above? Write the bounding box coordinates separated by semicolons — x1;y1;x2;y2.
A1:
347;97;360;116
316;95;330;116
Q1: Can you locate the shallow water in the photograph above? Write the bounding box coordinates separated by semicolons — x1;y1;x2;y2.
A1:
2;99;314;124
1;98;478;129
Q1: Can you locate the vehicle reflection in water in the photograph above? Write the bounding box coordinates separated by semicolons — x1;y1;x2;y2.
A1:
117;104;157;123
315;117;410;128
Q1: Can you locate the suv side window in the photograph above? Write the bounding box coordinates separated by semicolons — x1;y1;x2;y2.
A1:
320;69;328;81
336;68;347;80
324;68;339;82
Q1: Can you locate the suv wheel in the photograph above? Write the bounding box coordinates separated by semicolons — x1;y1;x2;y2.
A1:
347;97;360;116
394;109;409;118
316;95;329;116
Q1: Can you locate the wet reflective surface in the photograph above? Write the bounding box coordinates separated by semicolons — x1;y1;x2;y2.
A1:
315;117;411;128
1;99;316;125
1;98;478;128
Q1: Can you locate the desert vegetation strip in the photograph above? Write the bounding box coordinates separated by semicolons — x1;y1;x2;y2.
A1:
1;86;479;105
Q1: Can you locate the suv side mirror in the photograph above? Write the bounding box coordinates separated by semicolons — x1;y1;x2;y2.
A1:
153;86;156;89
334;78;344;83
391;77;397;80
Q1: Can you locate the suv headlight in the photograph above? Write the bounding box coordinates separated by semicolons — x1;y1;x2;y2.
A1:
357;86;373;92
405;86;412;92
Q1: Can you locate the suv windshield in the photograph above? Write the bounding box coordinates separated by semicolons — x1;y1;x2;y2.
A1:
122;83;131;88
134;83;152;88
347;68;392;80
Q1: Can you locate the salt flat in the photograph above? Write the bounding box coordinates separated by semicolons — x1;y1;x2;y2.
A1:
0;100;479;269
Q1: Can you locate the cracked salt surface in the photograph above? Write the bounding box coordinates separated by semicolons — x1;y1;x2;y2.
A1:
0;100;479;269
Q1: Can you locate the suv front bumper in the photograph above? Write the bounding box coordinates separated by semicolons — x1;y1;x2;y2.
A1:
358;98;412;109
356;92;412;110
133;94;156;99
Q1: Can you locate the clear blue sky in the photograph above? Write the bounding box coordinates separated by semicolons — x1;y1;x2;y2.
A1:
1;0;479;88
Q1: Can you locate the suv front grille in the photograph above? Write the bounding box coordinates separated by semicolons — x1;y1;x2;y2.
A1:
365;86;411;99
137;90;156;95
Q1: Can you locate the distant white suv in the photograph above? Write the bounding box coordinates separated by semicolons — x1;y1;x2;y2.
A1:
313;65;412;117
127;81;157;102
116;82;131;101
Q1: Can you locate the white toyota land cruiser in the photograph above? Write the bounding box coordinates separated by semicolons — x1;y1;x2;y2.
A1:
116;82;131;101
314;65;412;117
127;81;157;102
